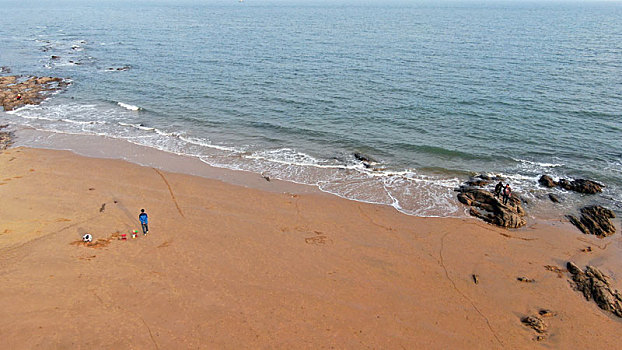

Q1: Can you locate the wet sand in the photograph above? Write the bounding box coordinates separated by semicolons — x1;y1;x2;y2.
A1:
1;147;621;349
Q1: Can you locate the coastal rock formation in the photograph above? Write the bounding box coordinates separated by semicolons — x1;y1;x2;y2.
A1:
456;186;526;228
566;262;622;318
539;175;603;194
0;124;13;150
539;175;556;188
0;75;68;111
567;205;616;237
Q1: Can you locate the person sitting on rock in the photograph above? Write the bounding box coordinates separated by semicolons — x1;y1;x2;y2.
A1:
494;181;503;198
503;184;512;205
16;93;21;101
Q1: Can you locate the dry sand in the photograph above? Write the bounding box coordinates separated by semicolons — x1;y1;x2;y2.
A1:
0;147;621;349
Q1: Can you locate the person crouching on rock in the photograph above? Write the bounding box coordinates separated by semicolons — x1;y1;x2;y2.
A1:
494;181;503;198
503;184;512;205
16;93;21;101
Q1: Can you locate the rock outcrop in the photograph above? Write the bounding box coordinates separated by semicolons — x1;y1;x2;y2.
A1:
567;205;616;237
456;186;526;228
538;175;556;188
539;175;603;194
0;124;13;150
521;315;547;333
567;262;622;317
0;74;68;111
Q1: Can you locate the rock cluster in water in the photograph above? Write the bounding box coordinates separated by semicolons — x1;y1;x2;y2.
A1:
567;262;622;317
567;205;616;237
456;175;526;228
538;175;603;194
0;75;68;111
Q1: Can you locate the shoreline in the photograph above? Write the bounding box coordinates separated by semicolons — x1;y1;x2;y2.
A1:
1;145;621;348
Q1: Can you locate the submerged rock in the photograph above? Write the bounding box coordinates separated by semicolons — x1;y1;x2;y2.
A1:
456;186;526;228
567;262;622;318
567;205;616;237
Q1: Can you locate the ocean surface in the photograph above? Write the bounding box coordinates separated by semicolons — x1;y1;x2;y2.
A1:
1;0;621;217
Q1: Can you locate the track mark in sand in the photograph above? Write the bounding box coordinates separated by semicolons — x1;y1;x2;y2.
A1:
139;316;160;350
158;241;172;248
576;237;610;250
439;232;503;347
498;232;537;241
153;168;185;218
305;232;332;245
357;205;393;231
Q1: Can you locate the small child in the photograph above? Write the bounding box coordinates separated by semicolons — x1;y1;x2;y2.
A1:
139;209;149;235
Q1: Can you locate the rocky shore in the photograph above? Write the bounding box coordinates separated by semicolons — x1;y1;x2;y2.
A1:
0;74;68;111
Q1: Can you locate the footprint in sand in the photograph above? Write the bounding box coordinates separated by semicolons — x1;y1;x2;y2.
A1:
305;232;332;245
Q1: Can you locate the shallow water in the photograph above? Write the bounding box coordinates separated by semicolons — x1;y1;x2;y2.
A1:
1;0;621;217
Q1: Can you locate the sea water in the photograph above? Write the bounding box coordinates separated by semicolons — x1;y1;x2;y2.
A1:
1;0;621;217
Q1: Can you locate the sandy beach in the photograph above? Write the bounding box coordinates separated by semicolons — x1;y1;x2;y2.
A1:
0;146;621;349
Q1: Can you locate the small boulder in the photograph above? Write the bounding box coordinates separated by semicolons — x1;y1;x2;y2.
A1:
558;178;603;194
548;193;560;203
521;315;547;333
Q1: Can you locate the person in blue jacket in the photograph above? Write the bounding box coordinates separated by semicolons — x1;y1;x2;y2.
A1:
139;209;149;235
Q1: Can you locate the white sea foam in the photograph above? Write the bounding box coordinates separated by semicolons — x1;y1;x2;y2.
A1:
117;102;141;111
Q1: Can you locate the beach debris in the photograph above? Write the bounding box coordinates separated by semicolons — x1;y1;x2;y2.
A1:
99;203;106;213
472;274;479;284
567;205;616;237
548;193;561;203
262;173;271;182
0;124;14;150
456;185;526;228
121;233;127;240
88;187;95;191
521;315;547;334
566;262;622;317
72;232;119;248
539;175;604;194
517;277;535;283
0;75;69;111
82;233;92;243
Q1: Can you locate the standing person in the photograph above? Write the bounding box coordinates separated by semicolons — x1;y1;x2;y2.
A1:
494;181;504;198
139;209;149;235
503;184;512;205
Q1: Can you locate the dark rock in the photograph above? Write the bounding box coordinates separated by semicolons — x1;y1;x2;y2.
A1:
521;315;547;333
539;175;557;188
567;205;616;237
548;193;560;203
457;186;526;228
51;55;60;60
517;277;535;283
1;75;67;111
466;175;490;187
558;178;603;194
538;309;555;317
566;262;622;317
